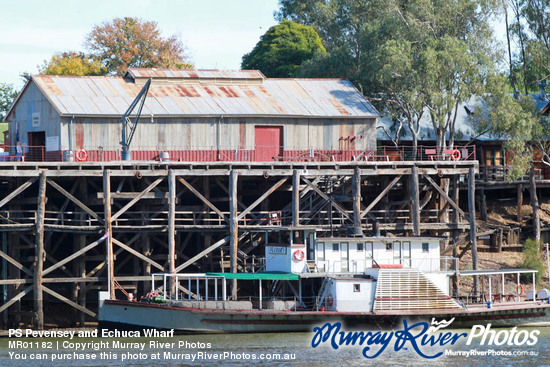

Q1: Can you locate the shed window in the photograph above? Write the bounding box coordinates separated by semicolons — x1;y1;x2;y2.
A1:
353;284;361;292
357;243;364;251
333;243;339;251
385;242;392;251
422;243;429;253
485;148;504;167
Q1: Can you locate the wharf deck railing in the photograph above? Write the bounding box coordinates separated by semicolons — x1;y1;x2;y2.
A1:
1;144;477;163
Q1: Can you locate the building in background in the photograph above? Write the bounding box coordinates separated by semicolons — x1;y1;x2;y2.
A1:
3;68;378;162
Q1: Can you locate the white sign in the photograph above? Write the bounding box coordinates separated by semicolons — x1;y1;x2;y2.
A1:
268;246;287;255
46;136;59;152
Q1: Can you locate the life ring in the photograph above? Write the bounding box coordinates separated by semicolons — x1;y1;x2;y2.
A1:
293;249;305;261
326;295;333;307
76;149;88;161
451;149;461;161
517;284;524;296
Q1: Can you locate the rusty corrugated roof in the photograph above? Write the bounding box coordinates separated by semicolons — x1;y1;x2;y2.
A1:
26;70;378;118
126;68;266;81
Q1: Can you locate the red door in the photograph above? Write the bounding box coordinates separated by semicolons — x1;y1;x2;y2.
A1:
255;126;283;161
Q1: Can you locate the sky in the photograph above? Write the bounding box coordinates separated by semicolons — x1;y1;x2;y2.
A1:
0;0;280;89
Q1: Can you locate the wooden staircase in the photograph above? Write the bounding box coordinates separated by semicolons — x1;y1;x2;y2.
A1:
373;269;461;311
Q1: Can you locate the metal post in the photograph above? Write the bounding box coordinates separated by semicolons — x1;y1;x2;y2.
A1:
163;275;166;300
175;276;178;300
501;273;505;302
299;279;302;306
188;277;191;300
488;276;492;308
215;278;218;301
517;273;520;303
259;279;262;310
223;278;227;303
206;278;208;301
532;273;536;302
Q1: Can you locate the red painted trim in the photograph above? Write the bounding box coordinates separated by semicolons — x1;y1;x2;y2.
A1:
375;296;453;301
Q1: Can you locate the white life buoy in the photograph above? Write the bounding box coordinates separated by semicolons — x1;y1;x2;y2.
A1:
451;149;461;161
76;149;88;162
293;249;305;261
517;284;524;296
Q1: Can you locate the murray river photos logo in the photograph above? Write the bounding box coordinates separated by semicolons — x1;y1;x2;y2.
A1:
311;318;540;359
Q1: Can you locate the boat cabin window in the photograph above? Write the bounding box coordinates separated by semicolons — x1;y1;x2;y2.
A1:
357;243;364;251
422;243;429;253
333;243;339;251
317;242;325;260
353;284;361;292
385;242;392;251
365;242;373;259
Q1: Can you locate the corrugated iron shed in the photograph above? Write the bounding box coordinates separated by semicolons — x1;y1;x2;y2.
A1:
125;68;265;81
11;69;378;119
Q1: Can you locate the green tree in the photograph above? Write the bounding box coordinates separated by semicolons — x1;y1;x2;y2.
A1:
277;0;373;80
241;20;326;77
508;0;549;92
40;52;107;76
0;83;18;121
520;239;545;283
473;74;542;239
279;0;499;155
85;17;193;76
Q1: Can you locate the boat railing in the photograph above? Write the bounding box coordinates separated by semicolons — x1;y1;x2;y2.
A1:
452;269;542;308
312;256;457;274
151;273;228;302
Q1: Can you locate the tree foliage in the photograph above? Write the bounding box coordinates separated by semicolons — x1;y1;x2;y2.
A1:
474;74;539;177
278;0;500;152
40;52;106;76
520;239;545;283
85;17;192;76
509;0;549;92
0;83;18;121
241;20;325;77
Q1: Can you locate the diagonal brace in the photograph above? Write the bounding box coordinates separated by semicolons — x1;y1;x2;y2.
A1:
111;178;164;221
0;178;37;209
48;180;104;224
360;175;402;219
112;237;164;271
0;248;33;276
302;177;351;220
422;174;469;222
237;178;287;220
178;177;228;223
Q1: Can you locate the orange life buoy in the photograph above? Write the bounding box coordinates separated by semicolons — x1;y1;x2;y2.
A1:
451;149;461;161
76;149;88;162
326;295;333;307
293;249;305;261
517;284;524;296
